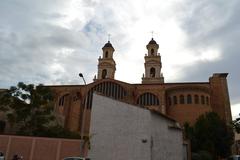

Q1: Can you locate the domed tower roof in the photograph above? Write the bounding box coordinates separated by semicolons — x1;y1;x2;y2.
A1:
148;38;157;45
103;41;114;48
146;38;159;50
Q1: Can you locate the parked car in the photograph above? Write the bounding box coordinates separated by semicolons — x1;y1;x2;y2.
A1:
63;157;90;160
228;155;240;160
0;152;4;160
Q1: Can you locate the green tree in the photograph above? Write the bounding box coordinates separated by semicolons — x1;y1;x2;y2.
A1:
0;82;55;135
232;115;240;133
0;120;6;133
184;112;234;159
192;151;213;160
0;82;80;139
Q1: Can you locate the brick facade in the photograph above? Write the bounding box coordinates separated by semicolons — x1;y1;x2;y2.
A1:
50;39;232;136
51;73;232;134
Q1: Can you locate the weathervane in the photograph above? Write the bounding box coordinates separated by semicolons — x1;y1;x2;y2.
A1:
151;31;154;38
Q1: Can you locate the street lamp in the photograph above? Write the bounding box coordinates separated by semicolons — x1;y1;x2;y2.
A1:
79;73;88;136
79;73;86;85
79;73;87;157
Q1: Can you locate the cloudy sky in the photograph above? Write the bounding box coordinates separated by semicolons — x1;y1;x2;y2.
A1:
0;0;239;118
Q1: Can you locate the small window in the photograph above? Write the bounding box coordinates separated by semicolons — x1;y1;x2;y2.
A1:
206;96;209;105
105;51;108;58
59;96;65;106
180;95;185;104
77;92;80;98
150;67;156;78
194;95;199;104
151;48;154;55
187;95;192;104
58;98;61;106
201;95;205;104
168;97;172;106
173;96;177;105
102;69;107;79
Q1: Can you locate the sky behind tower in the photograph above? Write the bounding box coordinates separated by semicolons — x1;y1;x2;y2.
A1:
0;0;239;118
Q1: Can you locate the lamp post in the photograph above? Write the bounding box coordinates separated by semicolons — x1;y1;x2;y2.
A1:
79;73;87;138
79;73;86;85
79;73;87;156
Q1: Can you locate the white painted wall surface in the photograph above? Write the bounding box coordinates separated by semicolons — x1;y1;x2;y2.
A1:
89;94;184;160
150;113;183;160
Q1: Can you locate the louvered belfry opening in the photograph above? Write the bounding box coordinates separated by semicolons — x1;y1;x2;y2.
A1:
86;81;127;109
137;92;160;106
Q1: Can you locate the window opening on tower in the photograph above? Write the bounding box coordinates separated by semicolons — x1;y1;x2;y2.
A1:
151;48;154;55
105;51;108;58
102;69;107;79
150;67;156;78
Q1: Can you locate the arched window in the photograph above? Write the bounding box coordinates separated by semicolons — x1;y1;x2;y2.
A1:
150;67;156;78
180;95;185;104
137;92;159;106
173;96;178;105
102;69;107;79
194;95;199;104
168;97;172;106
58;96;64;106
187;94;192;104
58;94;69;107
151;48;154;55
201;95;205;104
105;51;108;58
86;82;127;108
206;96;209;105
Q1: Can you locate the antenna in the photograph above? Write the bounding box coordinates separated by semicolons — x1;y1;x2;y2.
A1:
151;31;154;39
108;34;111;42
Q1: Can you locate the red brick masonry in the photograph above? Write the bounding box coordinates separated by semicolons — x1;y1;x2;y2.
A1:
0;135;83;160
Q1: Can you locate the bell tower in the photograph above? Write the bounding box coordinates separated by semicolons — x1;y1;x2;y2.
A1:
142;38;164;84
96;41;116;80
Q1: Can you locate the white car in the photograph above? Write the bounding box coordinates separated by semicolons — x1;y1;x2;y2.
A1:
0;152;4;160
63;157;90;160
228;155;240;160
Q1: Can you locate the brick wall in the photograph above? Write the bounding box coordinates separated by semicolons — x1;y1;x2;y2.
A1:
209;73;232;124
0;135;82;160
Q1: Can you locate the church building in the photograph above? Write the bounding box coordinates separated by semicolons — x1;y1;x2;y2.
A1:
50;38;232;135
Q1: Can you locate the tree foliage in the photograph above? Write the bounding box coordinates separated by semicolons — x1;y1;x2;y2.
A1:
0;82;80;138
0;120;6;133
0;82;54;135
192;150;212;160
232;115;240;133
184;112;234;159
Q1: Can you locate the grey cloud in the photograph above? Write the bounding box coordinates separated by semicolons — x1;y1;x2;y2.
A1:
180;0;239;47
0;0;99;88
177;0;240;104
1;0;239;109
0;25;95;87
82;0;99;7
0;0;67;32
